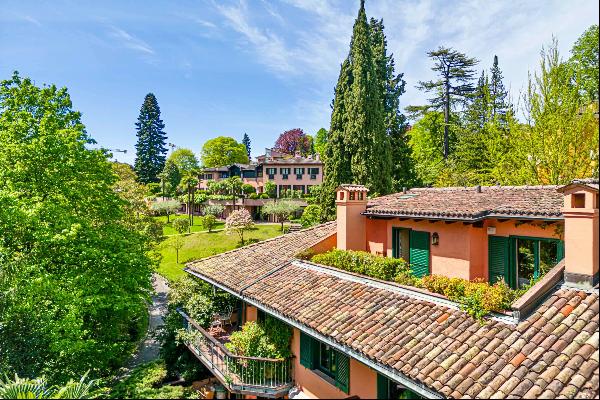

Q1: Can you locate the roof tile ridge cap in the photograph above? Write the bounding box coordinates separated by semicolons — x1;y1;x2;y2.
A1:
187;221;335;266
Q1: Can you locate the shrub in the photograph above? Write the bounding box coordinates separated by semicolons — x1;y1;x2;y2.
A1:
225;318;292;359
311;249;410;282
200;214;217;232
260;193;270;199
300;204;323;227
419;275;516;321
172;218;189;234
242;184;256;195
249;193;259;199
203;204;225;217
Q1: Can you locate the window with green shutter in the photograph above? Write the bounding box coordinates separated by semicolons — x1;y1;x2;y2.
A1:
334;351;350;394
377;373;389;399
409;230;430;278
299;332;314;369
488;236;510;286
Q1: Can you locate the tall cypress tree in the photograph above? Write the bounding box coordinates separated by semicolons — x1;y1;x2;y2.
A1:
345;1;390;194
242;133;251;159
370;18;416;190
321;58;353;218
134;93;167;183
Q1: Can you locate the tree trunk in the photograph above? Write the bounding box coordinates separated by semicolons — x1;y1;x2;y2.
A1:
191;189;195;227
176;247;179;263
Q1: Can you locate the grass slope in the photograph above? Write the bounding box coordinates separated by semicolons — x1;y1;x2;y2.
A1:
157;222;283;281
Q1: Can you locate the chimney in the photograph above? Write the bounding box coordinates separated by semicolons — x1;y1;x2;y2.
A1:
336;185;369;251
315;153;320;161
558;180;599;289
476;185;482;193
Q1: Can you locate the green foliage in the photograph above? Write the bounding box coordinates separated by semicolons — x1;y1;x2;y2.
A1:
107;361;195;399
419;276;517;321
134;93;168;184
569;25;599;101
0;373;96;399
225;209;255;245
242;133;251;158
260;193;270;199
313;128;328;156
0;72;153;382
263;180;277;198
249;193;259;199
200;136;249;167
167;148;199;175
203;204;225;217
262;200;302;230
160;160;181;196
147;182;162;196
242;183;256;195
408;112;447;185
311;249;410;282
200;214;217;232
300;204;323;227
172;218;189;234
226;319;292;359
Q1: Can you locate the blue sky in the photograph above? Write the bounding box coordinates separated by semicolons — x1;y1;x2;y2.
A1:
1;0;598;164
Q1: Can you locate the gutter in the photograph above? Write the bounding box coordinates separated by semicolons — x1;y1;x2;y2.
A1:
362;211;563;222
184;268;443;399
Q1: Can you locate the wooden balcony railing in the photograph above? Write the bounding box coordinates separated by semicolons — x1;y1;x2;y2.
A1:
177;309;294;398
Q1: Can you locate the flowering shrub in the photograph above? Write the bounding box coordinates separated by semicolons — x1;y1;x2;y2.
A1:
419;275;516;321
225;209;254;245
311;249;411;282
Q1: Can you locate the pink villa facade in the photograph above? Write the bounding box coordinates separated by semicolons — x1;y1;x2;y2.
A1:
198;148;323;197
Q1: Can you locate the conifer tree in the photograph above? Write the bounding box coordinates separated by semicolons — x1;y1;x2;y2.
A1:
242;133;251;159
321;58;353;218
409;47;478;159
489;55;509;123
134;93;167;183
344;1;390;194
370;18;416;190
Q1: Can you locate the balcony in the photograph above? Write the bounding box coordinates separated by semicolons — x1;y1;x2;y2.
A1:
178;309;294;398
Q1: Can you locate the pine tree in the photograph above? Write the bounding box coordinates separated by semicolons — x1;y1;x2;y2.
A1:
409;47;479;159
489;55;509;123
345;1;390;194
134;93;167;183
370;18;416;190
320;58;353;218
242;133;251;159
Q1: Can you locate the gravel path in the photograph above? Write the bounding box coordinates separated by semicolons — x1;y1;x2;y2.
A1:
128;273;170;368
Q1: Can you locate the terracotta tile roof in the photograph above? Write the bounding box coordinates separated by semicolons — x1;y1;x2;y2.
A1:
365;185;564;220
338;184;370;192
186;222;336;293
262;157;322;165
187;242;599;398
242;263;600;399
559;178;599;192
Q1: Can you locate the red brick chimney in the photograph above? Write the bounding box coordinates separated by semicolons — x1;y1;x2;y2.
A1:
336;185;369;251
558;179;599;288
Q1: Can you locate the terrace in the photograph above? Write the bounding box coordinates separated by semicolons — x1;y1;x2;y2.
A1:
177;309;294;398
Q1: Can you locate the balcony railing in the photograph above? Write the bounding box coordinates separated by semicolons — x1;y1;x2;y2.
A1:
178;309;294;398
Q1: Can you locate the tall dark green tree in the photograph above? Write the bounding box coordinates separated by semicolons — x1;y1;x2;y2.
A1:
345;1;390;194
370;18;416;190
242;133;251;159
321;58;353;218
134;93;167;184
409;47;479;159
489;55;509;121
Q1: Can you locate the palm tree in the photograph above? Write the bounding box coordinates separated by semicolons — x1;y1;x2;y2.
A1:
0;372;96;399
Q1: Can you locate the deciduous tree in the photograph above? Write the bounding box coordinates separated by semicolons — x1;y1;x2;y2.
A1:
225;209;254;245
201;136;249;167
274;128;311;156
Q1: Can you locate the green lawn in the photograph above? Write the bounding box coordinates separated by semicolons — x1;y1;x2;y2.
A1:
157;223;283;281
155;214;225;235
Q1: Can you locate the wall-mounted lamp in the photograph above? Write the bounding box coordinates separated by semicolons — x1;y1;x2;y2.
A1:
432;232;440;246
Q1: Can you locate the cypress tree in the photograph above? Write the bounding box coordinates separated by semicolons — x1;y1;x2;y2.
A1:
242;133;251;159
370;18;416;190
321;58;353;218
134;93;167;183
345;1;390;195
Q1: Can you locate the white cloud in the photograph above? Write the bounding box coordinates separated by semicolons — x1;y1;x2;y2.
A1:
22;15;42;27
108;26;155;55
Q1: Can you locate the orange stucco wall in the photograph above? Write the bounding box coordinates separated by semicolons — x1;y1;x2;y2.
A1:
245;304;258;323
291;328;378;399
309;233;337;255
363;217;563;281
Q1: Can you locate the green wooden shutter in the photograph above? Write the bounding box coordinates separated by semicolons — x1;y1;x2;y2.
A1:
409;231;430;278
377;373;389;399
334;351;350;394
488;236;509;286
299;332;314;369
392;228;400;258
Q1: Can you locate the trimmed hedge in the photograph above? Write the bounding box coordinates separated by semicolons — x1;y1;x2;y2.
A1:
311;249;411;282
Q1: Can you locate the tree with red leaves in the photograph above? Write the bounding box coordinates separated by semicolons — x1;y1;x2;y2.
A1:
273;128;311;156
